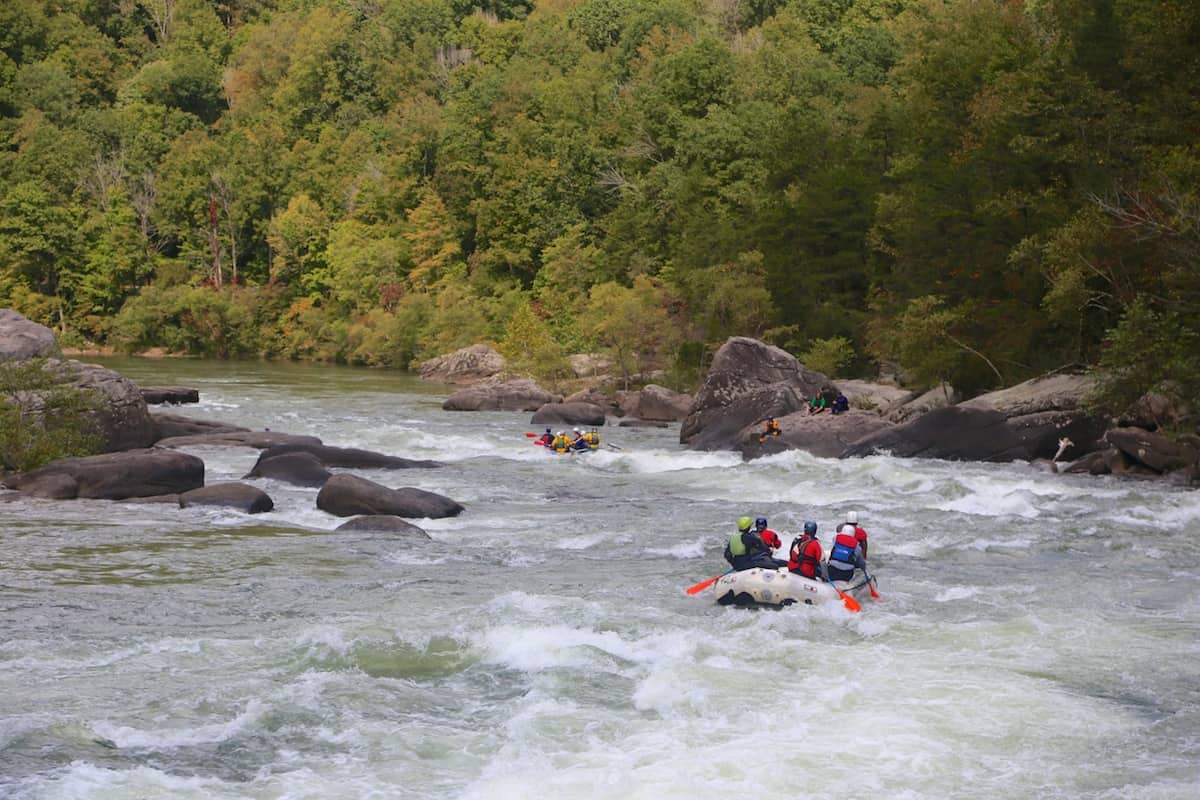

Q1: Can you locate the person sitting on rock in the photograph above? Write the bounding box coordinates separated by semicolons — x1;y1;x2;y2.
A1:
536;427;554;447
807;394;827;414
723;516;786;571
758;417;781;442
831;393;849;415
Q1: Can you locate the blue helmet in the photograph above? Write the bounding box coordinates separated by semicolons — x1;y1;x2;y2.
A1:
545;427;552;433
754;517;768;531
803;521;818;535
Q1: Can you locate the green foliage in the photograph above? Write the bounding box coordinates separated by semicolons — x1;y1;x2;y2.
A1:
108;284;263;358
0;358;104;473
1087;297;1200;426
799;336;855;378
497;302;571;386
581;276;682;389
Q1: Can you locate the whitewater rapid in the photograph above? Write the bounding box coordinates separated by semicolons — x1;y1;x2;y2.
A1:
1;358;1197;799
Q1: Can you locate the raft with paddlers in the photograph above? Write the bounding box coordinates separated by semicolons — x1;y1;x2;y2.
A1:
526;427;602;454
711;567;875;609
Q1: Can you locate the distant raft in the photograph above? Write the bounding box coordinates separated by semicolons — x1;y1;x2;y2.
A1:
713;567;874;608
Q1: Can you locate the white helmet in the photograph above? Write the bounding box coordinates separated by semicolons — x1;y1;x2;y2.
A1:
845;511;858;525
573;428;581;433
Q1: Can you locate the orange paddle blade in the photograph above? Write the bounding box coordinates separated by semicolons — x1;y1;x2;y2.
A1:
525;432;537;437
841;593;862;613
685;574;722;595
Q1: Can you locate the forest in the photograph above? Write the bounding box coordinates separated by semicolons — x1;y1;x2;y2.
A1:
1;0;1197;415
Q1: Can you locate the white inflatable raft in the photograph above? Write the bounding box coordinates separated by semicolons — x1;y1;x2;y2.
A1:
713;567;874;609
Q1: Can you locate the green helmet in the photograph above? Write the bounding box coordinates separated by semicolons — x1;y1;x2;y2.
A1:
737;516;752;532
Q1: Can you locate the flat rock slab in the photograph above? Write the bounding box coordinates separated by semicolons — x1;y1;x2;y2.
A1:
250;443;440;470
180;482;274;513
151;413;249;440
156;431;323;449
141;386;200;404
0;449;205;500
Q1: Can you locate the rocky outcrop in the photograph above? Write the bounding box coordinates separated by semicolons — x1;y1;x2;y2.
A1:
681;337;828;451
243;451;332;487
958;372;1107;459
0;449;205;499
140;386;199;405
530;401;606;426
1104;427;1199;475
564;387;618;414
61;360;159;451
827;380;912;415
841;406;1022;461
0;309;59;361
567;353;611;378
443;377;561;412
248;443;440;470
884;384;958;424
335;515;430;536
418;344;505;384
180;482;274;513
741;410;894;460
316;474;464;518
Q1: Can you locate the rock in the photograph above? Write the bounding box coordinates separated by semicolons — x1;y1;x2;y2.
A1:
316;474;464;519
1121;382;1193;430
629;384;692;422
681;337;828;451
243;451;332;487
249;443;440;470
180;482;274;513
835;379;914;414
842;406;1022;461
1104;427;1199;473
155;431;323;449
140;386;199;404
418;344;505;385
567;353;611;378
618;419;670;428
0;449;205;499
43;359;159;452
0;309;59;361
530;401;606;426
564;387;617;413
151;413;248;440
959;372;1098;417
335;515;431;536
741;410;894;460
883;384;958;424
1062;450;1114;475
443;377;561;412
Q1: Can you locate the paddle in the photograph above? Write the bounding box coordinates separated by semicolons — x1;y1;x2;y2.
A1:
686;571;730;595
826;576;862;612
865;570;880;600
525;432;536;437
605;443;623;451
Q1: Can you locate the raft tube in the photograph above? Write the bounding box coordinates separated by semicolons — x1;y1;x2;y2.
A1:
713;567;874;608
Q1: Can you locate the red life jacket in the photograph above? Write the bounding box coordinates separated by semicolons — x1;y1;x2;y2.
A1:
788;535;822;579
851;525;868;557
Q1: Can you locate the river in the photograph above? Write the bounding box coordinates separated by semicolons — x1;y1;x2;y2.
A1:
2;357;1198;799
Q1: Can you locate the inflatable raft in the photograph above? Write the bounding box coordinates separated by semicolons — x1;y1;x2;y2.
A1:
713;567;874;609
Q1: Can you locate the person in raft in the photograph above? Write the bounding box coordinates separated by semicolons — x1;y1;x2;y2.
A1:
754;516;782;550
583;427;601;449
788;521;824;581
758;417;780;442
570;428;590;451
723;516;786;571
551;430;572;452
536;427;554;447
826;520;867;582
837;510;869;558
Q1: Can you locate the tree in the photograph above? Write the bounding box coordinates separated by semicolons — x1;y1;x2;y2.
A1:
0;359;104;473
581;276;682;388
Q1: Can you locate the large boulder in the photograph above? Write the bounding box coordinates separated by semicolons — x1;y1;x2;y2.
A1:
842;406;1024;461
243;451;332;487
61;360;159;451
567;353;611;378
180;482;274;513
958;372;1107;459
530;401;606;426
443;377;561;412
741;410;894;460
0;309;59;361
248;443;440;470
884;384;958;424
623;384;692;422
681;337;828;451
836;380;914;415
316;474;464;518
335;515;430;537
418;344;505;384
0;449;205;499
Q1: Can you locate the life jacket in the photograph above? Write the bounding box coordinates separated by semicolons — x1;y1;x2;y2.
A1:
728;530;765;558
552;435;570;452
828;531;861;572
728;531;749;557
587;431;600;449
788;535;822;579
